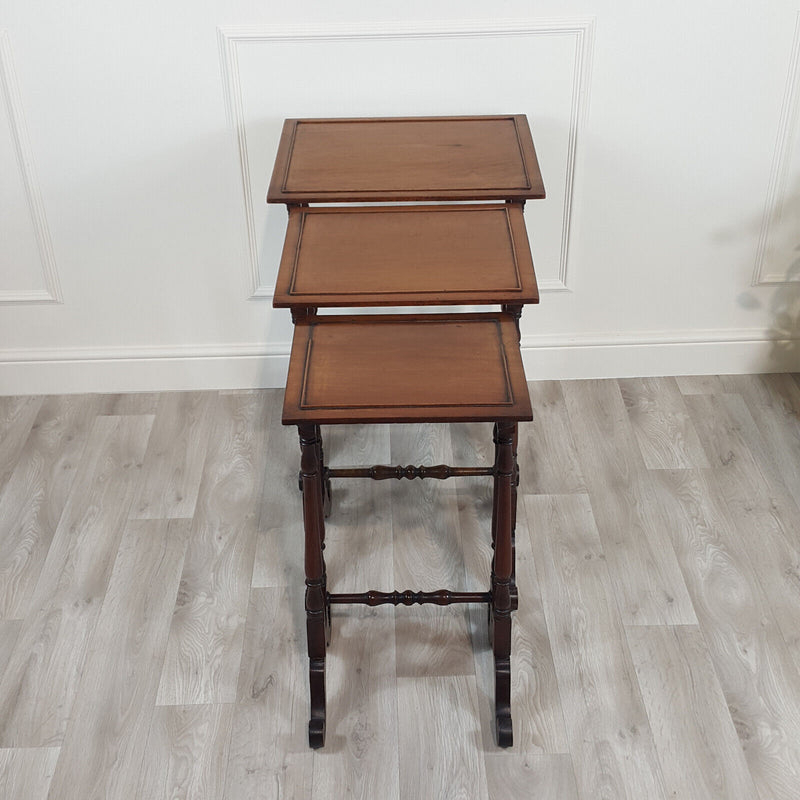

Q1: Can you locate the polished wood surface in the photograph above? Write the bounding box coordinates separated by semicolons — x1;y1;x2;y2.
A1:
273;203;538;309
296;424;329;749
282;313;532;425
489;420;517;746
0;380;799;797
267;115;545;203
270;113;539;750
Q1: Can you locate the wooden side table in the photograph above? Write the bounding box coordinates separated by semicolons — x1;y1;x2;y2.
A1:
283;313;532;748
268;114;545;749
268;115;544;204
273;203;538;326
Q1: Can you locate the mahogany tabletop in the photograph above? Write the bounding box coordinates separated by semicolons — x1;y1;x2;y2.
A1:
281;312;532;425
267;115;545;204
272;203;539;309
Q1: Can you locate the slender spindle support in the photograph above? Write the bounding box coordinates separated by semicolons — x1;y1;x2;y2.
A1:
329;590;491;606
298;424;329;748
491;420;517;747
327;464;494;480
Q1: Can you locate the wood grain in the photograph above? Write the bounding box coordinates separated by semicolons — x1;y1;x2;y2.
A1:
685;393;800;664
675;375;727;394
273;203;537;309
626;625;758;800
526;493;668;800
268;115;544;203
320;421;393;589
397;675;489;800
251;392;305;589
130;391;218;519
0;414;154;747
717;374;800;501
687;389;797;496
156;393;269;705
312;421;399;794
618;376;710;469
454;421;568;753
1;381;797;797
235;586;303;709
97;392;161;415
519;380;586;495
650;467;800;800
225;705;313;800
136;704;234;800
0;394;100;620
0;619;21;674
391;424;474;677
0;747;60;800
46;519;191;800
562;380;696;625
224;587;312;798
484;753;578;799
0;395;43;492
312;610;400;799
282;313;532;425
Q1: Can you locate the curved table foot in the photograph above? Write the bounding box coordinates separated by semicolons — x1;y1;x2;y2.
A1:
495;712;513;748
308;656;326;748
308;717;326;749
493;648;513;748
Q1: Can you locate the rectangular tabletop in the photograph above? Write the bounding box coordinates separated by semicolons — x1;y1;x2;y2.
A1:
267;115;545;204
282;313;532;425
273;203;539;309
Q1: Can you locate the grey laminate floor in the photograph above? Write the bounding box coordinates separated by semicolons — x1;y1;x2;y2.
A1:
1;376;799;799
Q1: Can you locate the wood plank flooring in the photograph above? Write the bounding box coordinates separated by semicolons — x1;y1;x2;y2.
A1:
1;376;799;799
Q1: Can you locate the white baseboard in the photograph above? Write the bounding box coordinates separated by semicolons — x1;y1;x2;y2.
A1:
0;344;291;396
0;332;797;396
520;331;800;381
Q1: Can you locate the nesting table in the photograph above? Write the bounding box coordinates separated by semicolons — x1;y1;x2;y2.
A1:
268;115;544;748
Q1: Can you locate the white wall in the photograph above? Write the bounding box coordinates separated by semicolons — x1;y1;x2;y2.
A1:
1;1;799;394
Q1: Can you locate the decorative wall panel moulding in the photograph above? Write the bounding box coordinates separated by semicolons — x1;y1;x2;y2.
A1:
217;18;594;299
0;30;62;304
753;12;800;285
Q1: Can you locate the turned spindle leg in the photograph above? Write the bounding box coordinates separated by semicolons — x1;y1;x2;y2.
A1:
510;425;519;612
490;420;517;747
298;424;329;748
313;425;331;640
314;424;333;519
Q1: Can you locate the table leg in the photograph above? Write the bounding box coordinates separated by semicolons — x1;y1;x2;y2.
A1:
313;425;332;641
490;423;519;611
490;420;517;747
298;424;329;748
511;425;519;612
314;424;332;519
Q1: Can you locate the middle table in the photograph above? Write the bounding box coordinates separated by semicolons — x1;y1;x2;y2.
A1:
273;202;538;320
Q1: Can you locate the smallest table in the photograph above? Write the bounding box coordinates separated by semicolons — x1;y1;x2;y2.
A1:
283;312;532;748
